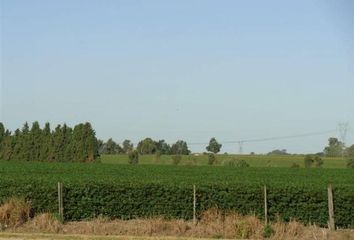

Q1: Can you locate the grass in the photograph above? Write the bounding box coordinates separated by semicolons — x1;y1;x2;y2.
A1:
100;154;347;168
0;233;203;240
1;209;354;240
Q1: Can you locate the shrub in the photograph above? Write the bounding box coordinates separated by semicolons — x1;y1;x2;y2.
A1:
263;224;274;238
314;156;323;168
224;158;249;168
0;198;32;229
128;150;139;165
304;155;313;168
208;154;217;165
235;159;249;168
154;151;162;164
171;155;182;165
290;163;300;168
347;159;354;168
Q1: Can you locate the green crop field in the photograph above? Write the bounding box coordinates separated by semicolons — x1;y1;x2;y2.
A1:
0;160;353;227
100;154;347;168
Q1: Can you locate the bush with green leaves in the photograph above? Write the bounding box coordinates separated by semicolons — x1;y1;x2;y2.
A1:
347;159;354;168
314;156;323;167
263;224;274;238
304;155;323;168
224;158;249;168
304;155;314;168
290;163;300;168
171;155;182;165
208;154;217;165
128;150;139;164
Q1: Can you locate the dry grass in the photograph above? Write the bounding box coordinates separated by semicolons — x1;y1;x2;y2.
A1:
0;200;353;240
19;213;62;234
0;198;32;229
50;209;354;239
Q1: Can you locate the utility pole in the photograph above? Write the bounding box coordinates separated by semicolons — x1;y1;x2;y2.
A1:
338;122;349;158
237;141;244;155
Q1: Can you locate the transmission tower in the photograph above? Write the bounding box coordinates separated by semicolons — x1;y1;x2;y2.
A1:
338;122;349;158
237;141;244;155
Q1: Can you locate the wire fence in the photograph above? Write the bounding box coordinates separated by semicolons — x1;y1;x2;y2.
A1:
53;182;339;230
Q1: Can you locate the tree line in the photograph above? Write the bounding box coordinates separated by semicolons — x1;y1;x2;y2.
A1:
0;122;99;162
99;137;223;155
99;138;191;155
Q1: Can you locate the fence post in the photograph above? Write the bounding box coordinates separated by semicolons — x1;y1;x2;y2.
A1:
193;184;196;225
58;182;63;221
264;185;268;225
327;184;335;230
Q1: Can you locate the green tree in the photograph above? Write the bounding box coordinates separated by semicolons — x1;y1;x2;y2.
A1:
137;138;157;154
0;129;14;160
0;122;5;145
39;122;52;161
206;137;222;154
0;121;100;163
267;149;289;156
0;123;5;156
104;138;115;154
346;145;354;158
323;137;344;157
81;122;99;162
14;122;31;161
170;140;190;155
52;124;73;162
29;121;42;161
155;140;171;154
102;138;121;154
347;159;354;168
122;139;133;153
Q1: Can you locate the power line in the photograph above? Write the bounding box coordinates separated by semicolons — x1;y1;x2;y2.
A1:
187;129;337;146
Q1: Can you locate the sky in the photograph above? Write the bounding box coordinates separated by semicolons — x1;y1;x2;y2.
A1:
1;0;353;154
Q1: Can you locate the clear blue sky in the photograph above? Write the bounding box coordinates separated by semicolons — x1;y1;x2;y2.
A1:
1;0;353;153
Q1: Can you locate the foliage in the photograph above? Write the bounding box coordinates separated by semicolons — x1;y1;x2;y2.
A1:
100;154;348;168
155;140;171;155
128;150;139;164
263;224;274;238
235;159;249;168
313;156;323;167
122;140;133;153
208;154;216;165
224;158;249;168
304;155;323;168
304;155;314;168
267;149;289;156
323;137;344;157
137;138;157;155
206;138;222;154
347;159;354;168
290;162;300;168
0;162;353;227
0;122;99;162
171;155;182;165
346;145;354;158
170;140;190;155
100;138;124;154
153;151;162;163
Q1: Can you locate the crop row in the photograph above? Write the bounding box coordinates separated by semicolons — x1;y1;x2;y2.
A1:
0;179;353;228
